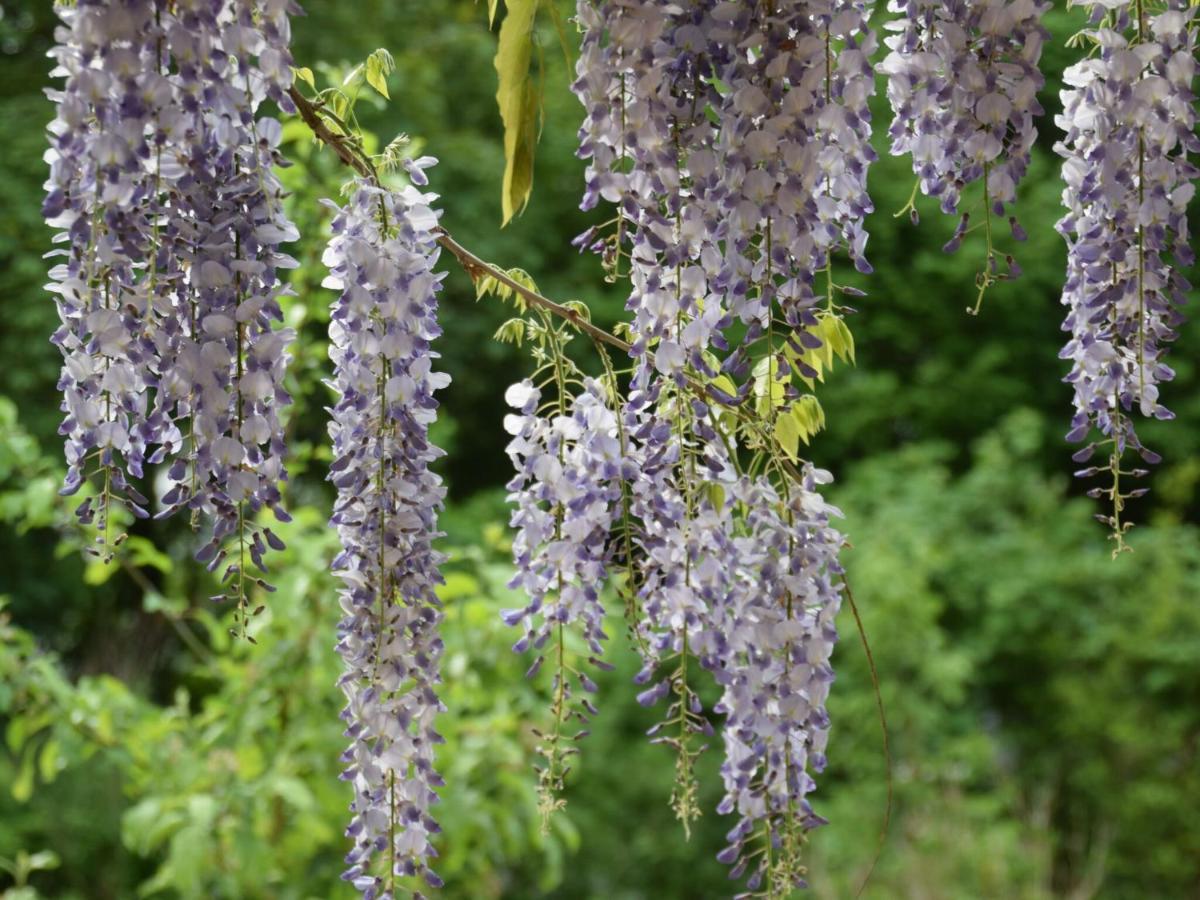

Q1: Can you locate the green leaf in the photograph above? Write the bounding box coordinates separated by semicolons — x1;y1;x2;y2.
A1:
795;395;826;441
82;556;118;587
702;481;726;511
774;411;801;461
752;356;786;419
341;62;364;89
142;589;186;618
710;373;738;401
835;316;856;365
126;535;173;575
12;747;34;801
24;850;60;873
814;318;836;372
292;66;315;91
494;0;541;225
365;49;394;100
37;738;60;783
493;318;527;345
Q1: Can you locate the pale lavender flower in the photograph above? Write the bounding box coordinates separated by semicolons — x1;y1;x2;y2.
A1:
713;468;846;893
501;377;623;817
152;0;301;613
881;0;1050;223
44;0;302;595
1055;3;1197;540
503;378;621;673
325;177;449;898
44;0;167;547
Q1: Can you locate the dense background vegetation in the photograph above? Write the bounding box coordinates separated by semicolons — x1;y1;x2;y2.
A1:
1;1;1198;897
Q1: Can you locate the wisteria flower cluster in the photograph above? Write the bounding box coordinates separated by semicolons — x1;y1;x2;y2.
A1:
714;469;845;895
881;0;1050;306
527;0;869;887
501;376;622;822
325;174;450;897
44;0;301;626
45;0;167;544
1056;2;1198;550
570;0;731;834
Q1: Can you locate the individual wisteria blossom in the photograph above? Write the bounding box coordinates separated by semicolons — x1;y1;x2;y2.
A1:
1055;2;1198;549
325;174;450;899
881;0;1049;307
501;377;623;822
713;469;846;896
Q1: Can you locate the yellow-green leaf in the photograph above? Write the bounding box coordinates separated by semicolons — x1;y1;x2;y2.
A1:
12;748;34;801
365;49;394;100
366;62;388;99
494;0;541;225
793;395;826;444
342;62;364;89
83;556;118;586
702;481;726;511
814;318;836;371
774;410;801;461
293;66;316;90
782;339;820;389
710;373;738;402
835;316;856;365
753;356;786;419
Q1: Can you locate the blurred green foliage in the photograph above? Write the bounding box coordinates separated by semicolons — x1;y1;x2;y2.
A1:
1;0;1198;897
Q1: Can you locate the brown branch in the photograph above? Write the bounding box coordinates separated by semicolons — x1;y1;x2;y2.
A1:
288;86;374;179
288;86;631;358
432;231;633;356
287;83;805;480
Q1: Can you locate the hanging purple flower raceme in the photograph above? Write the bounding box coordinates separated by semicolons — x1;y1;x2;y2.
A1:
44;0;302;620
325;174;450;900
501;376;623;822
151;0;302;627
686;11;868;880
624;428;735;832
713;468;846;895
809;2;878;280
705;1;828;335
881;0;1049;307
1055;2;1198;550
44;0;169;552
699;1;876;408
571;0;732;829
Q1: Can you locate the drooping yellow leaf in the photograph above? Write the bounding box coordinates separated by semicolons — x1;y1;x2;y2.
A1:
836;316;856;365
494;0;541;225
774;410;802;461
